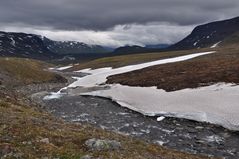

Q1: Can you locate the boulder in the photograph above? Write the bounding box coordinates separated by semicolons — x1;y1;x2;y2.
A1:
85;138;121;151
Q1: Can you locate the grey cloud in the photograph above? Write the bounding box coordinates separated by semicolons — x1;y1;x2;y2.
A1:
0;23;193;47
0;0;239;30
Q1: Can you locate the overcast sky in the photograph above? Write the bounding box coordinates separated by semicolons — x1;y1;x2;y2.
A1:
0;0;239;47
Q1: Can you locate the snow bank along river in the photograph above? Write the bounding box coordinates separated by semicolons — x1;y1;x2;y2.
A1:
44;51;239;131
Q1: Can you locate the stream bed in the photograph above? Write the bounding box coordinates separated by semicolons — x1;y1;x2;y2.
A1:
40;94;239;159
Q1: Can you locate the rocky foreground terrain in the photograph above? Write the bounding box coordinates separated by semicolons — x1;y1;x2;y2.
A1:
0;57;214;159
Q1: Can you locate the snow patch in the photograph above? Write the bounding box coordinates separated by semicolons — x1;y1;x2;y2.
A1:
43;51;239;131
193;42;198;46
75;67;112;74
81;83;239;131
43;92;65;100
70;51;215;87
157;116;166;122
57;66;72;70
210;41;221;48
10;37;16;46
43;77;80;100
48;65;73;71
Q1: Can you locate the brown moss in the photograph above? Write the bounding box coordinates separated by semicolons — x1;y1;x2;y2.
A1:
0;90;214;159
107;46;239;91
69;48;214;71
0;57;67;85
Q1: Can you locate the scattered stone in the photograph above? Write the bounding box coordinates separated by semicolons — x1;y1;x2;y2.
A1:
80;155;102;159
39;84;239;158
195;126;204;129
1;135;13;142
40;138;50;144
13;153;24;158
204;135;224;144
22;141;32;145
0;144;13;156
187;128;198;133
80;155;93;159
85;138;121;151
195;140;205;144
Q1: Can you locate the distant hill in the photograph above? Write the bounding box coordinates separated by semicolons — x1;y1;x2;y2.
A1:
170;16;239;50
145;44;170;49
113;45;148;54
112;44;169;55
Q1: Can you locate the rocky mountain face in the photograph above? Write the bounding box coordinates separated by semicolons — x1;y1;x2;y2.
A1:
0;31;110;59
42;37;109;55
2;16;239;59
0;31;56;59
170;16;239;50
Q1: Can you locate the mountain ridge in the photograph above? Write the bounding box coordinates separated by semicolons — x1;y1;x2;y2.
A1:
170;16;239;50
42;36;110;55
0;31;56;59
0;31;110;59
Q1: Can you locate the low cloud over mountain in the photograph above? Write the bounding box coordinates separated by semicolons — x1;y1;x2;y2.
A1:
0;0;239;46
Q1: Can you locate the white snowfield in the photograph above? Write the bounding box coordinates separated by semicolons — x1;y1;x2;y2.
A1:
70;51;215;87
44;51;239;130
82;84;239;131
45;52;215;100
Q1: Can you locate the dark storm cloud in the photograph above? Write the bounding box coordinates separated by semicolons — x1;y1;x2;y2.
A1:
0;0;239;30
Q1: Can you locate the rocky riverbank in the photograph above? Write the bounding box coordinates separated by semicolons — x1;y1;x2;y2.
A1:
1;77;213;159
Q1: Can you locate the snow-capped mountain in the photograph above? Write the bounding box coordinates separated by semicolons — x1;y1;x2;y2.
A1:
0;31;110;59
42;37;109;55
170;16;239;50
0;31;56;59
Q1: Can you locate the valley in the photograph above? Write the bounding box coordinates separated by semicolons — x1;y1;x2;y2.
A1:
0;57;216;159
1;15;239;159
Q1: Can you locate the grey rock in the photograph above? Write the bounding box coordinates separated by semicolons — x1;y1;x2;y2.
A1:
13;152;24;158
80;155;93;159
40;138;50;144
195;126;204;129
85;138;121;151
0;144;13;157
